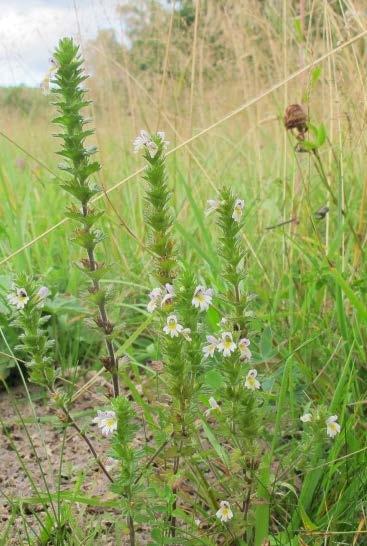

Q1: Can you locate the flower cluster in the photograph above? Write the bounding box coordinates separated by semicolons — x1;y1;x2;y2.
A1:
147;284;175;312
133;130;169;158
147;284;213;314
203;332;252;361
205;196;245;223
7;285;50;310
300;412;341;439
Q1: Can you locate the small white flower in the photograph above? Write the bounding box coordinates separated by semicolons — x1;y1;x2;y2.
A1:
40;58;58;96
217;332;236;357
133;130;168;158
146;140;158;158
238;338;252;361
244;369;261;391
216;501;233;523
219;317;228;327
40;75;51;96
205;199;221;216
37;286;50;300
156;131;170;149
205;397;221;417
203;335;219;358
7;287;29;310
182;328;192;342
93;410;117;437
163;314;183;337
300;413;312;423
133;130;150;153
147;287;162;313
160;284;175;308
147;284;175;312
105;456;118;472
232;198;245;223
326;415;341;438
192;285;213;311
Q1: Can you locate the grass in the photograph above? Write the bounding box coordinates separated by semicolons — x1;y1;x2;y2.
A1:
1;1;367;544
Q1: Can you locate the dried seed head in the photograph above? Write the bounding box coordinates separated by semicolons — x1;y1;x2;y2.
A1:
284;104;308;135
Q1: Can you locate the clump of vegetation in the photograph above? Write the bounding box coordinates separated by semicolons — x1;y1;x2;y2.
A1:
2;35;366;546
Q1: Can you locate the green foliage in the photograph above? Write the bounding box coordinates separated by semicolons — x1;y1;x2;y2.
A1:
143;133;176;284
1;24;366;545
52;37;119;396
8;274;56;387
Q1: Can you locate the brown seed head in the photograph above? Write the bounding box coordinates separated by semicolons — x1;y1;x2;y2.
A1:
284;104;308;134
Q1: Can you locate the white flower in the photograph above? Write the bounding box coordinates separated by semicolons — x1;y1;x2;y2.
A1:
146;141;158;158
244;369;261;391
133;130;150;153
40;75;51;96
205;199;221;216
7;287;29;310
133;130;168;158
203;335;219;358
160;284;175;308
156;131;170;149
300;413;312;423
232;198;245;223
182;328;192;342
93;410;117;437
147;287;162;313
105;456;118;472
238;338;252;361
216;501;233;523
219;317;228;327
163;314;183;337
37;286;50;300
192;285;213;311
217;332;236;357
40;58;58;96
326;415;341;438
205;397;221;417
147;284;175;312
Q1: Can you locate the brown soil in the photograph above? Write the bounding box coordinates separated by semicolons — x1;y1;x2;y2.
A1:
0;377;150;546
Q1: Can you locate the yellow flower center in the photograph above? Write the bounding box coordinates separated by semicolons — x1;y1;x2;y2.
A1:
223;337;232;348
105;418;116;428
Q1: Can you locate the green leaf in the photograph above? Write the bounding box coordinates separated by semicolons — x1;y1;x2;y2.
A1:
310;65;322;86
203;368;224;389
201;420;230;467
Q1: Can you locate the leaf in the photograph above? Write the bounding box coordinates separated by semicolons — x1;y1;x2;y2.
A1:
293;18;304;43
260;326;274;359
254;453;271;546
203;369;224;389
310;66;322;87
299;503;319;531
201;420;230;467
315;123;327;147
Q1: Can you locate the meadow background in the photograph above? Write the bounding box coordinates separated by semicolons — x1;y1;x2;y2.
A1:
0;0;367;544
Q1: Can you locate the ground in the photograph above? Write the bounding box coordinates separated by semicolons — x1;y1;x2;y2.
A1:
0;375;151;545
